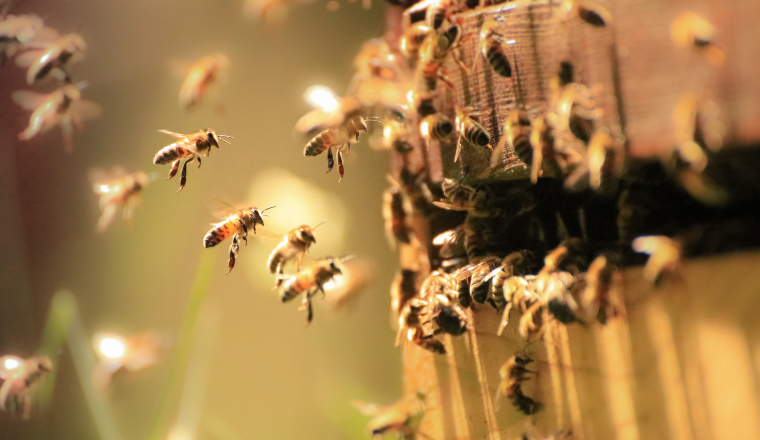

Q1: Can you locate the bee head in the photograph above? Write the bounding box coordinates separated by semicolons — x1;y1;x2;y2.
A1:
253;205;276;226
206;129;219;148
328;260;342;275
297;227;316;244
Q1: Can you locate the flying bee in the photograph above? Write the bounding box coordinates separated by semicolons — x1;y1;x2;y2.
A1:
0;355;53;419
473;18;514;78
152;128;232;192
352;392;427;439
671;12;723;65
267;222;326;287
555;83;601;145
304;114;372;182
632;235;682;286
280;256;348;323
12;81;102;153
382;119;415;154
580;255;623;324
179;52;230;111
419;113;454;149
15;32;86;84
529;114;562;183
496;354;540;414
0;14;57;64
400;22;432;63
383;184;413;248
491;107;532;168
90;167;149;233
454;106;492;163
564;0;611;27
203;205;275;274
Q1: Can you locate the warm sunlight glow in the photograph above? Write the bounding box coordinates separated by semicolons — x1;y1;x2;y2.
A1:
420;120;430;137
304;85;340;112
3;358;20;370
99;337;126;360
99;184;111;193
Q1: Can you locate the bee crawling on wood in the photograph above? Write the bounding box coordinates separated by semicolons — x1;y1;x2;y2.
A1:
495;353;541;415
153;128;232;192
0;355;53;419
12;81;102;153
632;235;683;286
267;222;325;287
579;255;624;324
280;256;350;324
15;32;86;84
203;205;275;274
352;391;427;439
89;167;149;233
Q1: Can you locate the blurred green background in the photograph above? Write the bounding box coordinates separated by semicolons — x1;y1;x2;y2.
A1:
0;0;402;439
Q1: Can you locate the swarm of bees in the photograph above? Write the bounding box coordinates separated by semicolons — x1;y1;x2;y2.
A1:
3;7;101;152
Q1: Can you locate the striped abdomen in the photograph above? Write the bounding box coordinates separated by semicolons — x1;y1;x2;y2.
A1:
383;188;411;245
485;44;512;78
462;120;490;147
506;109;532;165
281;272;312;302
203;220;237;248
153;145;195;164
304;129;335;156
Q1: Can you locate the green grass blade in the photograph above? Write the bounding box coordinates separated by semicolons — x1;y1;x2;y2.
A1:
37;289;77;414
147;251;216;440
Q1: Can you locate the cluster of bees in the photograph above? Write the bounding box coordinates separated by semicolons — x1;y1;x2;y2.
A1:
1;3;100;153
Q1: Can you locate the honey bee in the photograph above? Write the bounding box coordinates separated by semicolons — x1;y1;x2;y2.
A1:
631;235;682;286
390;268;419;315
396;295;445;354
495;354;540;415
12;81;102;153
0;355;53;419
433;290;470;336
280;256;348;323
537;238;587;282
564;0;611;27
432;225;465;260
587;130;623;195
519;301;546;340
15;32;86;84
419;113;454;149
0;14;57;64
541;271;579;324
579;255;623;324
416;23;464;92
454;106;492;163
529;115;562;183
425;0;455;32
408;89;437;119
179;52;230;111
452;256;500;305
90;167;149;233
440;177;477;207
491;107;531;168
203;205;275;274
473;18;513;78
396;271;458;354
671;12;723;65
92;331;163;388
400;22;432;62
555;83;601;145
267;222;325;287
304;114;371;182
152;128;232;192
383;184;413;248
352;392;427;439
497;274;540;336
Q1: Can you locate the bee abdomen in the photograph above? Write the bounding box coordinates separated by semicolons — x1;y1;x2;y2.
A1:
304;130;334;156
154;145;193;164
512;134;533;166
431;119;454;140
267;247;285;273
281;277;303;302
486;46;512;78
203;224;231;248
463;123;490;147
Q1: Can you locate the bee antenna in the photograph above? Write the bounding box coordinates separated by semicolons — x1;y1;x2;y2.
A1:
218;137;233;145
339;255;356;263
260;206;276;213
312;220;328;230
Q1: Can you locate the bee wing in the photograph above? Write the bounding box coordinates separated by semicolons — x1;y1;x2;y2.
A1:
89;166;128;187
14;48;44;68
432;201;472;211
432;228;462;245
11;89;49;110
158;129;187;138
70;99;102;127
295;108;345;137
351;400;386;416
24;26;60;48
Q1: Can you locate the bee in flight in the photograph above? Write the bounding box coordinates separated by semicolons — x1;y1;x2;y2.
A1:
12;81;101;153
15;32;86;84
179;52;230;111
203;205;275;274
0;13;58;64
0;355;53;419
152;128;232;192
279;256;350;323
267;222;326;287
90;166;149;233
352;392;427;439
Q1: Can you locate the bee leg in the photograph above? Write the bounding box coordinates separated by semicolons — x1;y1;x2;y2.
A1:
337;150;345;182
227;234;240;274
166;160;180;180
178;159;190;192
197;156;202;168
274;262;285;288
239;220;249;243
454;134;463;163
497;302;513;336
326;146;334;173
